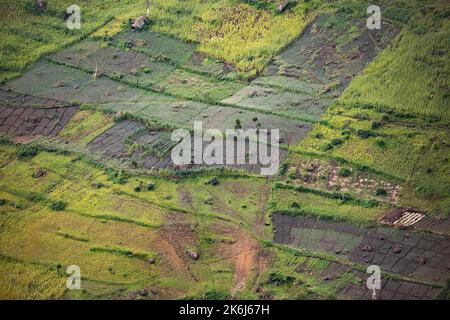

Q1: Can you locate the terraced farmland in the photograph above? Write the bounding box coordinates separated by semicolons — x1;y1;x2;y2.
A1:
0;0;449;301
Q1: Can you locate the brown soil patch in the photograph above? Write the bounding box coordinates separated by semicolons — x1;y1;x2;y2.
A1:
12;135;38;144
209;222;268;295
177;185;193;209
157;213;198;266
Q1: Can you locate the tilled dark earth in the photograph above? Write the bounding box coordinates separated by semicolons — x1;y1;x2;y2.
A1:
273;214;450;286
0;89;78;140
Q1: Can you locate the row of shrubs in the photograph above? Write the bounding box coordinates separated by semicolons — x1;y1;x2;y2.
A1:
273;182;380;208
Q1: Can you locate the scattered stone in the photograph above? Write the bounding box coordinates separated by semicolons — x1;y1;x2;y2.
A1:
185;249;199;260
36;0;47;11
138;288;148;297
148;258;156;264
415;256;427;265
393;245;402;254
203;198;213;205
150;288;158;295
54;80;65;88
32;169;47;179
114;111;125;120
323;275;333;281
362;245;373;252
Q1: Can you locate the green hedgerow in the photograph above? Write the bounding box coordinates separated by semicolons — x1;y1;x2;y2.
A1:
17;144;38;159
146;183;156;191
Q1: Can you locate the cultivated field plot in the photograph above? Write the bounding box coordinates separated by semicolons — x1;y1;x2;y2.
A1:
284;153;402;204
2;61;310;146
0;89;78;140
222;12;400;121
265;251;441;300
0;145;273;299
111;29;237;79
48;38;243;103
274;12;400;94
273;213;450;285
380;209;450;237
88;118;288;174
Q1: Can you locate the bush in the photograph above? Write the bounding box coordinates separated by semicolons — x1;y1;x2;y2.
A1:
269;272;295;285
107;169;127;184
234;119;242;129
17;144;38;159
205;177;219;186
201;289;229;300
290;202;300;209
375;138;386;148
331;138;344;146
322;143;333;151
0;199;6;206
50;201;67;211
371;121;382;129
314;132;324;139
356;129;376;139
339;168;351;177
146;183;156;191
376;188;388;196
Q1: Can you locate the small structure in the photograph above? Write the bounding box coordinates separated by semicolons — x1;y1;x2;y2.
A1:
130;16;149;31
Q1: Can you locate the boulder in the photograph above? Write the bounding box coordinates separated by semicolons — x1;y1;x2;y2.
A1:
36;0;47;11
415;256;427;265
185;249;199;260
393;245;402;254
138;288;148;297
33;169;47;179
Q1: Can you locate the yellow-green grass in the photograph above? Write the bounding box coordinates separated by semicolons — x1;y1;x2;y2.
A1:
0;205;163;285
150;0;316;79
57;110;114;145
0;256;66;300
270;187;388;225
0;143;16;167
338;1;450;120
0;0;145;81
157;69;245;103
176;177;267;227
0;158;64;195
0;0;316;81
